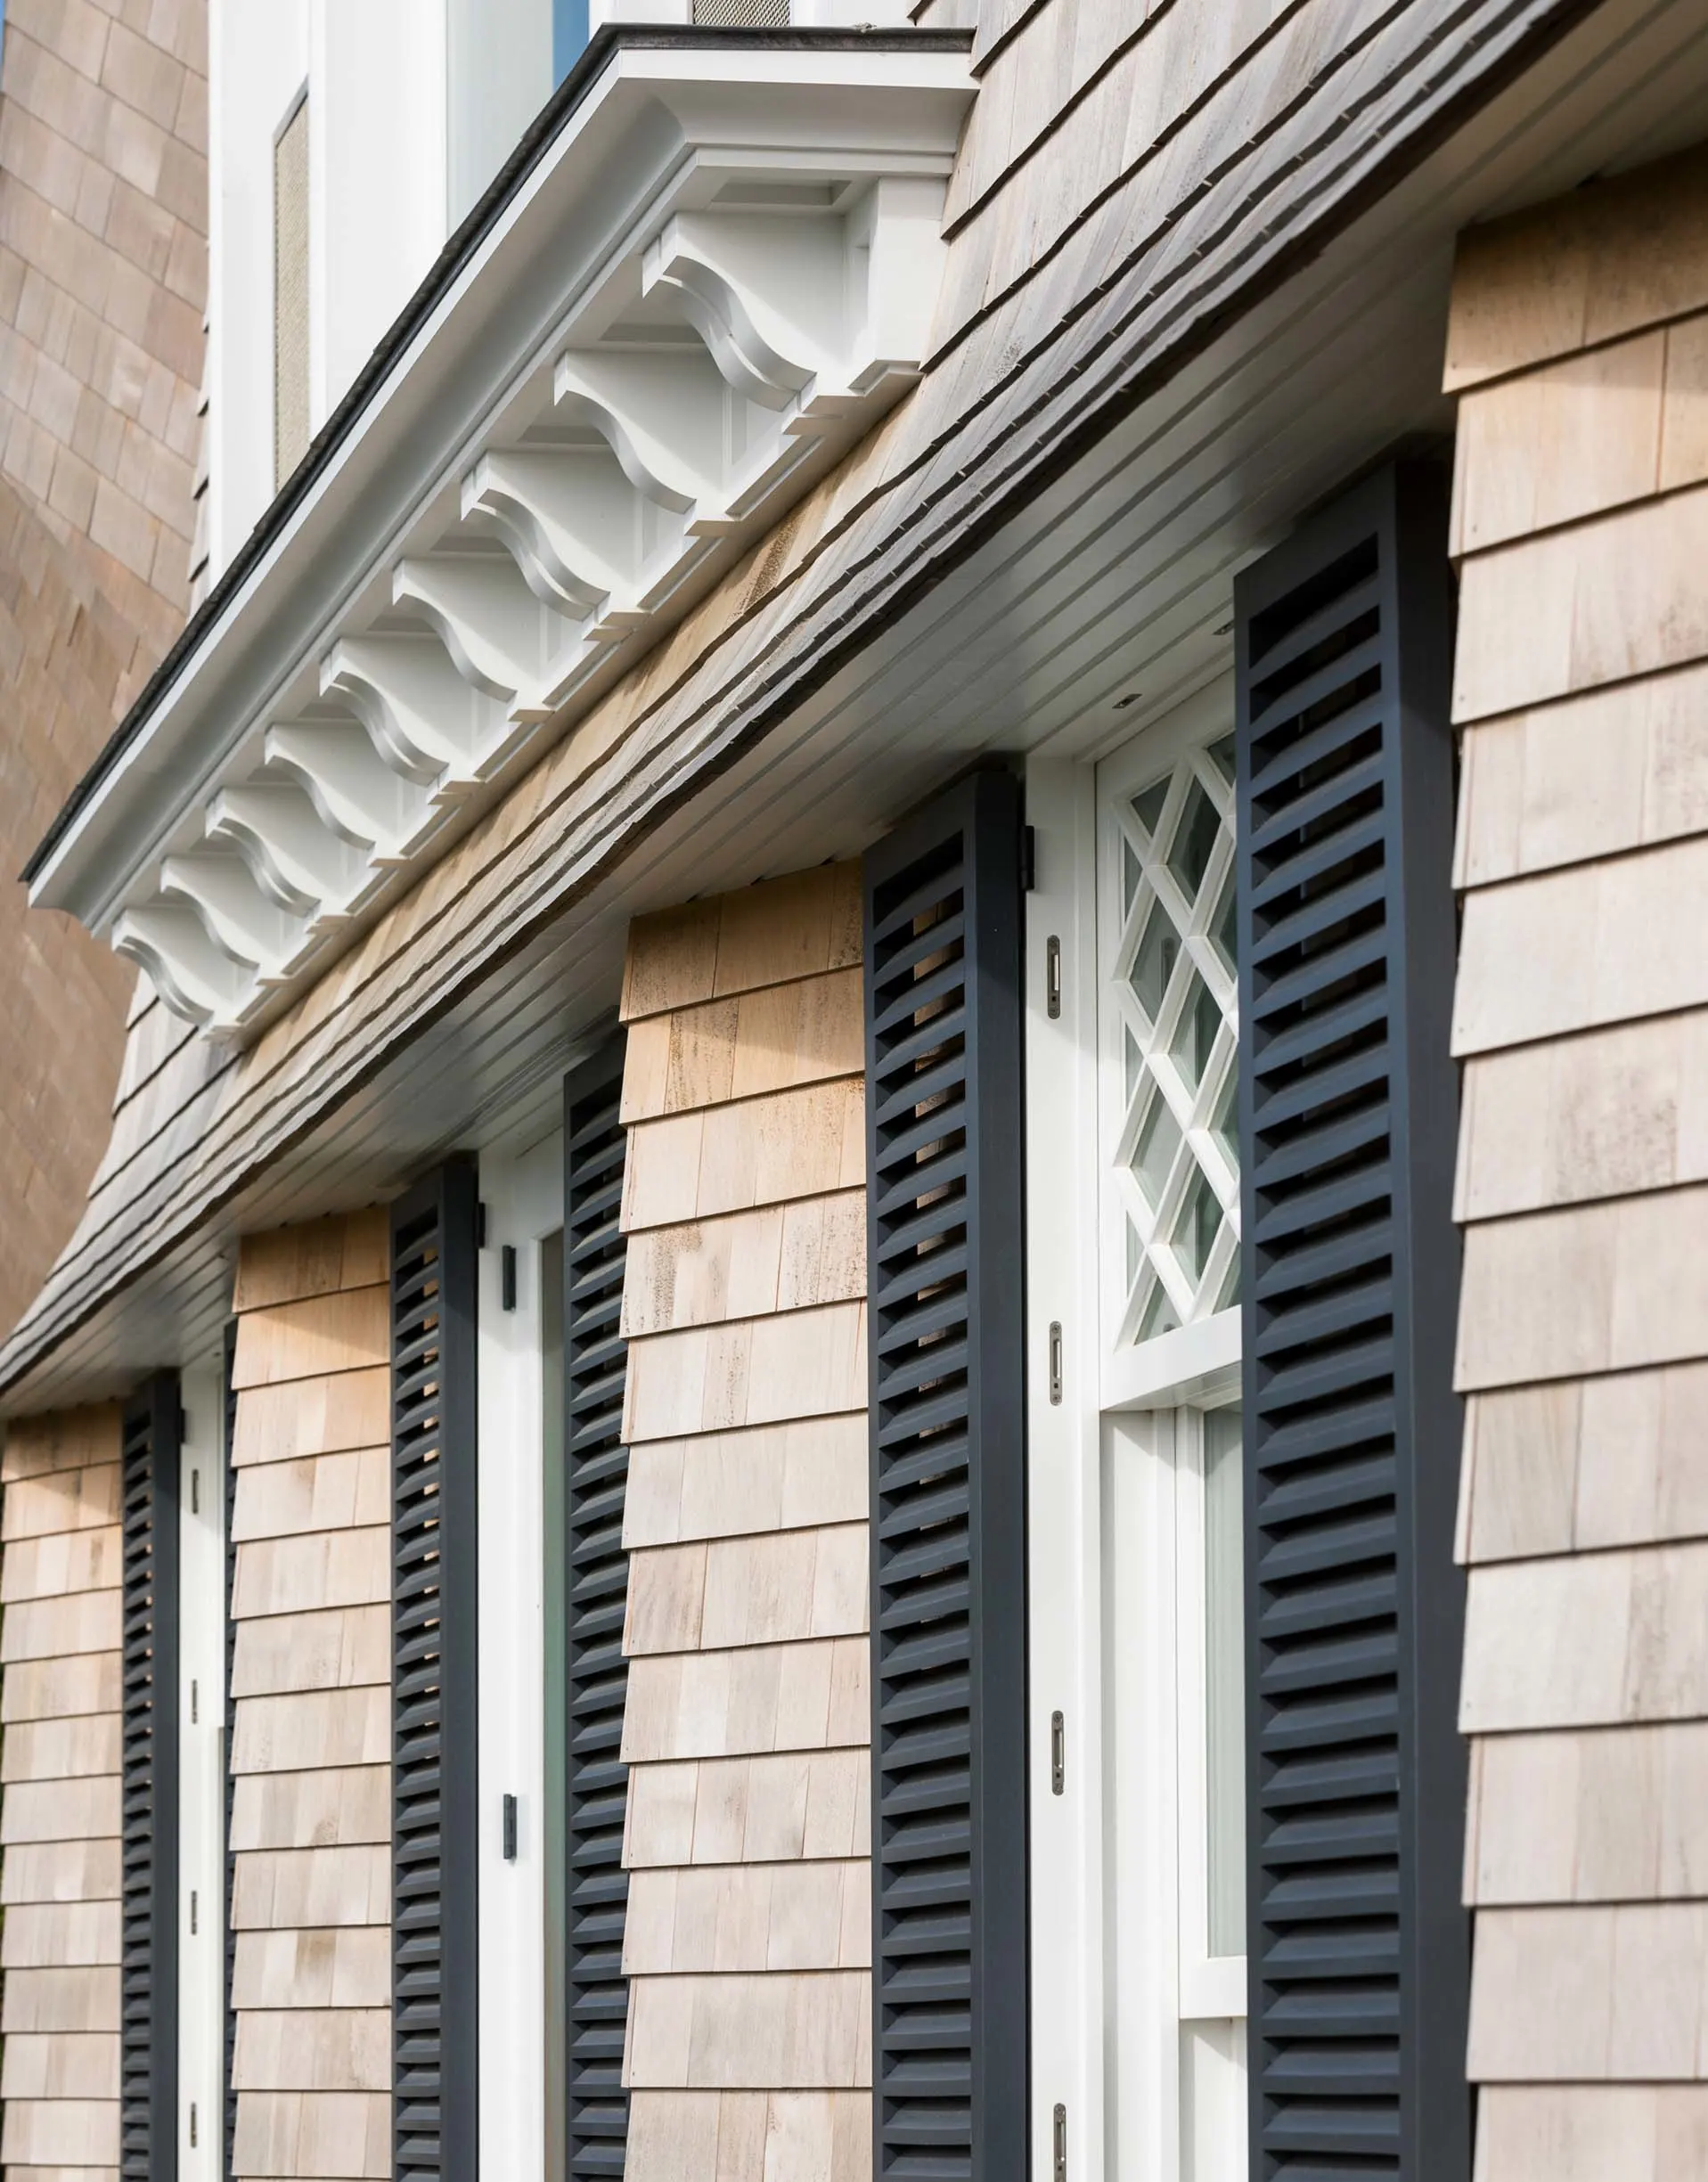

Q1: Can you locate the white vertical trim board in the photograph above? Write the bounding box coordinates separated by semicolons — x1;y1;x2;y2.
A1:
1023;759;1106;2182
179;1362;227;2177
478;1124;566;2182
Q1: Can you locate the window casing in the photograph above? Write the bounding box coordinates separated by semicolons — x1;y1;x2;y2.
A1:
1026;674;1249;2182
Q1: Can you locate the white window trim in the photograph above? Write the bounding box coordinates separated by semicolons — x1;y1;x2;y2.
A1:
477;1124;566;2182
179;1362;227;2178
1024;756;1107;2182
1172;1403;1248;2027
1096;679;1241;1393
1026;675;1248;2182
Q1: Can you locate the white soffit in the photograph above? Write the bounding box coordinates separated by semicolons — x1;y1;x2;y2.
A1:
32;40;974;1036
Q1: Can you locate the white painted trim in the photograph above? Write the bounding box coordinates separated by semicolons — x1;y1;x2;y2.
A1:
1100;1308;1239;1412
1023;759;1105;2182
33;43;975;1044
1173;1405;1248;2027
477;1124;566;2182
178;1363;227;2177
1104;1408;1182;2182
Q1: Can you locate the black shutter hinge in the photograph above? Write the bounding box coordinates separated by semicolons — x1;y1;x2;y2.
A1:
503;1793;519;1860
501;1245;517;1312
1021;823;1036;892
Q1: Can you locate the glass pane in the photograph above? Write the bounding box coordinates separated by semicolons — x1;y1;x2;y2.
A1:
1167;778;1221;904
1206;731;1237;783
541;1230;568;2182
1208;1066;1238;1172
1172;1165;1222;1286
1132;777;1170;838
1212;872;1238;972
1133;1091;1181;1212
1171;973;1222;1097
1138;1279;1181;1342
1204;1406;1246;1958
1129;904;1180;1022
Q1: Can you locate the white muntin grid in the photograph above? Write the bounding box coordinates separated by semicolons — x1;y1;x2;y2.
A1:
1102;720;1241;1352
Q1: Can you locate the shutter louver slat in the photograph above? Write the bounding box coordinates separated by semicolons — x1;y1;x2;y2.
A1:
1235;464;1466;2181
120;1371;180;2182
864;770;1026;2182
391;1158;480;2181
562;1045;632;2179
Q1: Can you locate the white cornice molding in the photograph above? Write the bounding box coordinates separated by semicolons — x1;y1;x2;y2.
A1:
39;41;974;1035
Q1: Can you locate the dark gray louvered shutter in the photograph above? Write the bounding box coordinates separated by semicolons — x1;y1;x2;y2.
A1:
391;1158;480;2181
120;1370;181;2182
561;1044;632;2178
1235;462;1466;2180
864;768;1028;2182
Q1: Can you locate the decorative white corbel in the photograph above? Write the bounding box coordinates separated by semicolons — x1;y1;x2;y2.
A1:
462;447;640;625
112;902;256;1030
392;552;569;713
552;350;731;521
843;176;952;395
642;212;829;407
322;633;499;793
158;850;307;985
76;83;972;1040
263;718;424;860
207;781;375;921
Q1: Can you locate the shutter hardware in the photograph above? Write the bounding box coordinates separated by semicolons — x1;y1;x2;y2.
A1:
1045;935;1062;1019
191;1467;200;1515
1053;2102;1067;2182
503;1793;519;1861
501;1244;518;1312
190;2101;198;2149
1050;1711;1065;1795
1048;1322;1063;1406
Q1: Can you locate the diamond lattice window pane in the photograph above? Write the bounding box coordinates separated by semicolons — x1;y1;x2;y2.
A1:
1171;975;1222;1097
1168;778;1221;903
1171;1165;1223;1285
1129;906;1179;1024
1133;1092;1182;1213
1111;741;1242;1349
1208;1068;1237;1168
1211;873;1238;973
1132;778;1170;838
1138;1279;1181;1343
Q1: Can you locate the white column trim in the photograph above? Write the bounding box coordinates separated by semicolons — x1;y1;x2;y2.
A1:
178;1362;227;2177
1023;758;1106;2182
477;1125;566;2182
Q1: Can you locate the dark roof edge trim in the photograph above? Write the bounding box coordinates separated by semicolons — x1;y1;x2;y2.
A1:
22;22;973;890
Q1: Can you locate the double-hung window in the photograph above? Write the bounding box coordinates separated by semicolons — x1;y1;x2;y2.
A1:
1027;677;1249;2182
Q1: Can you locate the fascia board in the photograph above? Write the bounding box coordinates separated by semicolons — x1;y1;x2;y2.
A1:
29;39;974;940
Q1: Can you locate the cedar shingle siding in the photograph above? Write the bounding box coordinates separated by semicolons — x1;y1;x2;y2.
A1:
1449;143;1708;2175
0;0;207;1337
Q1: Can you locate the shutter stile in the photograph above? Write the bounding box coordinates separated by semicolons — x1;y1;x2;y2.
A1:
391;1160;480;2181
563;1048;632;2178
119;1372;180;2182
1236;465;1465;2180
865;770;1027;2182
